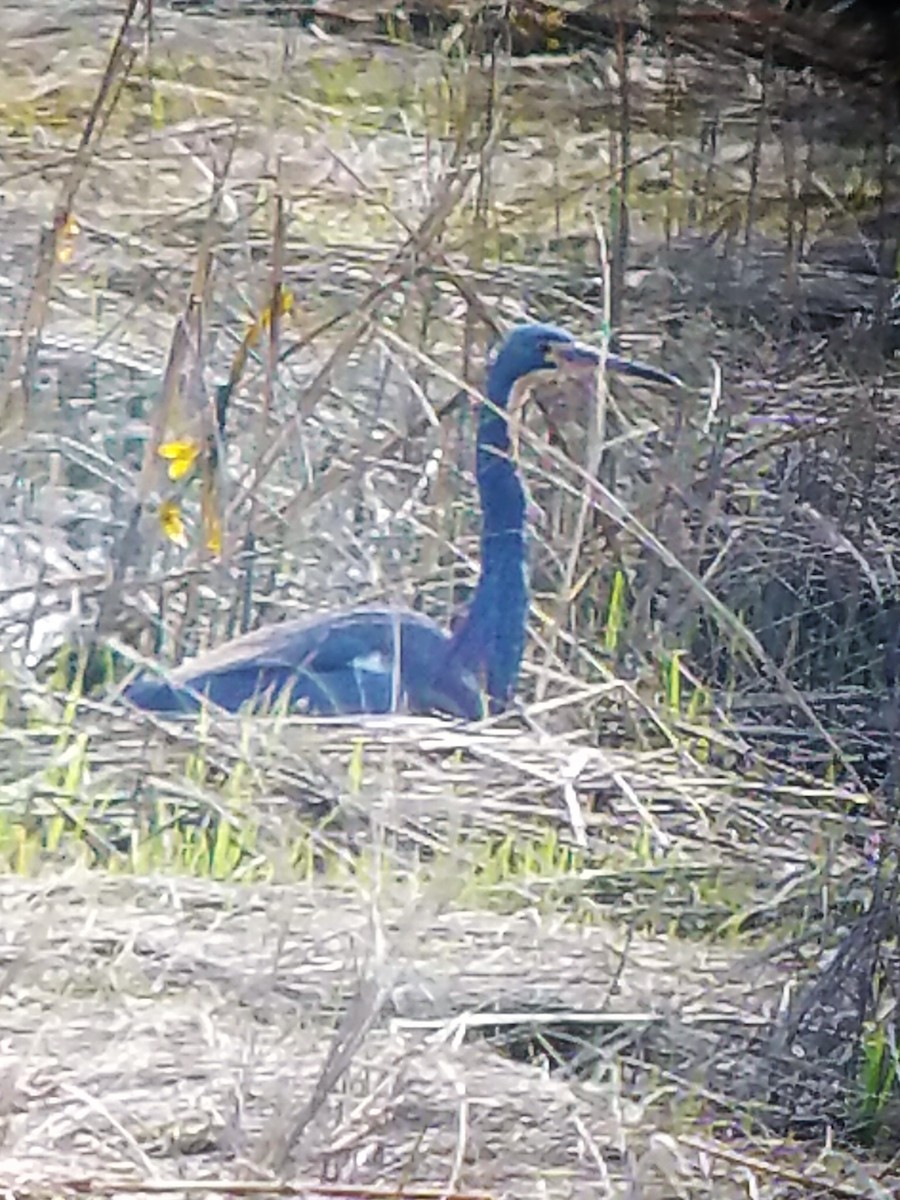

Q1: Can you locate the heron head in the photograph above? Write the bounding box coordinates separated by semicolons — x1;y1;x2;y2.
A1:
491;322;681;407
491;324;600;399
486;322;682;460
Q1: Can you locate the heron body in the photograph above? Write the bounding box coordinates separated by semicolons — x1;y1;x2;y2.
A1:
125;324;680;720
123;605;483;717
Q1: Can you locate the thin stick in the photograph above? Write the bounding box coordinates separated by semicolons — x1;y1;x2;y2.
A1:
678;1134;887;1200
534;213;611;702
0;0;142;438
1;1180;493;1200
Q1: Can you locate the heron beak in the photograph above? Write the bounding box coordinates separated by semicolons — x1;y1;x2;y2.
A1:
606;353;684;388
548;340;684;388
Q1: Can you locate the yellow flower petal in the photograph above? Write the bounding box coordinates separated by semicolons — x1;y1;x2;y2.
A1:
226;288;296;393
202;499;222;555
247;287;296;346
205;517;222;556
159;500;188;548
200;475;223;557
158;438;202;481
56;214;81;264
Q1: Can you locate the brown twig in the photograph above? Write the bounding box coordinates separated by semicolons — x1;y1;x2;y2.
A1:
11;1180;493;1200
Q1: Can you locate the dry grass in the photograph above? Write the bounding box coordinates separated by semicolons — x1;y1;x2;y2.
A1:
0;871;875;1198
0;704;892;1194
0;1;898;1196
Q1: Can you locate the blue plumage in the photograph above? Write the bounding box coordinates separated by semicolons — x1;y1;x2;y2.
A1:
125;324;680;719
125;606;483;717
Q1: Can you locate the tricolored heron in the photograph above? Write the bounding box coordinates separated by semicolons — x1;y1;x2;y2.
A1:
124;323;680;719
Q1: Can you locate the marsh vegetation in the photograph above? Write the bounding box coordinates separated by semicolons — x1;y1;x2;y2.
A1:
0;1;897;1196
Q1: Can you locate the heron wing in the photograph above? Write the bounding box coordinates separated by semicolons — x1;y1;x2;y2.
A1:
126;606;482;719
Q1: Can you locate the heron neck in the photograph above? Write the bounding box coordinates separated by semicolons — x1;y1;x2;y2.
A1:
445;371;528;712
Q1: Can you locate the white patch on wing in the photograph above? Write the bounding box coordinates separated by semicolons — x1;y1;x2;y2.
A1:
351;649;394;713
459;665;478;689
352;651;391;674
